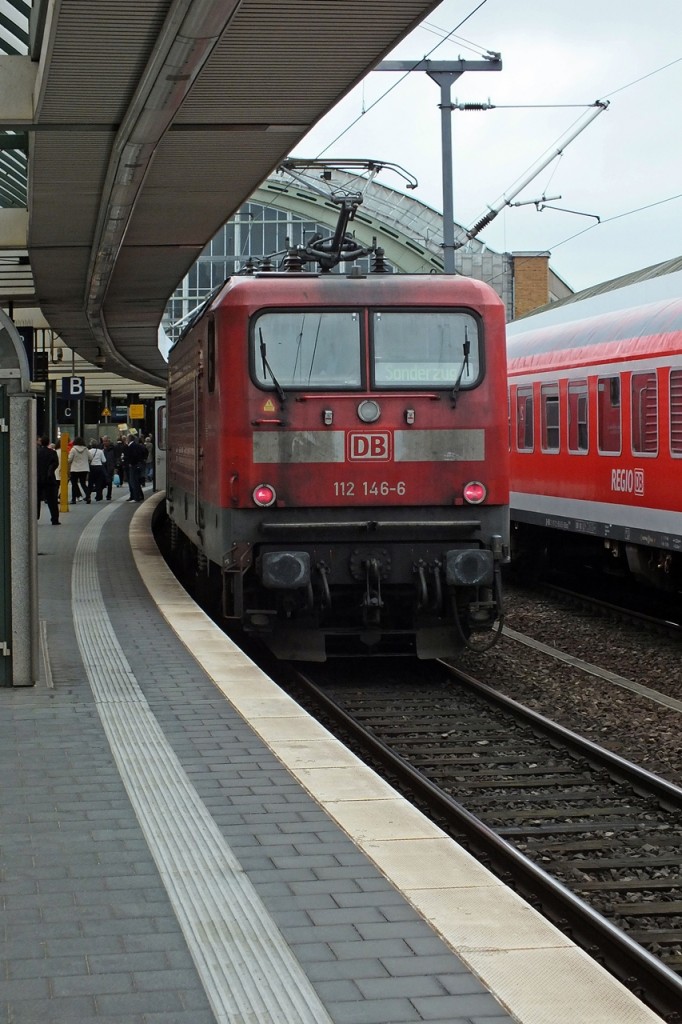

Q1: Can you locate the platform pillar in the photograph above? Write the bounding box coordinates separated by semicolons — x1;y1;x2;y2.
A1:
0;310;38;686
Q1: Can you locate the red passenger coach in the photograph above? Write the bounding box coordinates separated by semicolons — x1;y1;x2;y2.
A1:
507;296;682;590
167;270;509;660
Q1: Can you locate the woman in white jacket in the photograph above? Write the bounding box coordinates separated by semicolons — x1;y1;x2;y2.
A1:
67;437;91;503
87;441;108;502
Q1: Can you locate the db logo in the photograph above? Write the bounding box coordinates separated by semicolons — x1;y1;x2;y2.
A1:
348;432;391;461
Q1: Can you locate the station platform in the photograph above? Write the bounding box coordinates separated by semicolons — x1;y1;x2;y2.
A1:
0;490;666;1024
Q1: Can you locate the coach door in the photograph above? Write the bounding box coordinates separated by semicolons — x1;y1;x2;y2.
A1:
192;352;202;532
194;320;214;531
0;385;9;685
154;400;166;492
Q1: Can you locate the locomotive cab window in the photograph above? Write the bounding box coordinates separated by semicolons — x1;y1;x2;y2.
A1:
597;375;622;454
568;380;588;453
631;371;658;455
371;310;480;388
251;310;362;389
540;384;560;452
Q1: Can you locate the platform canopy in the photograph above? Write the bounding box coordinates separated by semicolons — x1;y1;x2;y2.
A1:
0;0;441;387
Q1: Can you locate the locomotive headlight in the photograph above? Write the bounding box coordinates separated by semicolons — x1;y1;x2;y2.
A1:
260;551;311;589
446;549;494;587
252;483;277;507
462;480;487;504
357;399;381;423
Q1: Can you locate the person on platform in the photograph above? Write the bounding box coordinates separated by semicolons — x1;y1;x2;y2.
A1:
67;436;90;503
86;439;108;502
36;436;60;525
143;435;154;483
113;434;126;487
123;432;146;501
101;436;117;500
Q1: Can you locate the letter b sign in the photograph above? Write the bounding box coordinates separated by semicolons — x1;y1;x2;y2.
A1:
62;376;86;398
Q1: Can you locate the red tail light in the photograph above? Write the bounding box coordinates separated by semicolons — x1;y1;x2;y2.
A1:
463;481;486;504
252;484;276;507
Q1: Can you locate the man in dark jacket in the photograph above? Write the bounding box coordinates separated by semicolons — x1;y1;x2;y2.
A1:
113;435;126;484
123;433;146;501
37;436;60;524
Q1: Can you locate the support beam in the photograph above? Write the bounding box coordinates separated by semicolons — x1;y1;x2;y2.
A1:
0;208;28;247
0;56;36;123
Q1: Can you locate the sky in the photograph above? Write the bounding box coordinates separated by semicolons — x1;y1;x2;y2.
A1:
293;0;682;294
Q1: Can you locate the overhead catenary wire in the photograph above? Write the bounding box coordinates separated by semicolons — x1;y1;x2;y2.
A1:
483;54;682;272
420;20;495;58
314;0;491;157
600;56;682;99
203;18;682;292
465;54;682;245
547;192;682;253
455;101;609;247
472;190;682;302
306;0;682;271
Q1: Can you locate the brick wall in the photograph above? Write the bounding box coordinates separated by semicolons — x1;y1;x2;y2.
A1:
512;252;550;318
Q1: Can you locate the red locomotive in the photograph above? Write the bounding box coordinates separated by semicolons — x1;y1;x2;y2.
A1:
166;200;509;660
507;294;682;591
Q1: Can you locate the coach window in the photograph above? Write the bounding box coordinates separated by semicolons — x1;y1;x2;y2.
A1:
597;375;622;454
515;386;533;451
631;371;658;455
372;310;480;388
567;380;588;452
670;369;682;455
541;384;560;452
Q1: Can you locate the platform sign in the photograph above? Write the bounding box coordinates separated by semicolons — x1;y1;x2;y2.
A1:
61;376;85;399
128;403;144;420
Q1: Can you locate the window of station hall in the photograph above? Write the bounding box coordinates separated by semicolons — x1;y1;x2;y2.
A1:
164;202;372;344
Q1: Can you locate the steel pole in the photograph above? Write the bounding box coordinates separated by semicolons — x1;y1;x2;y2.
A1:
377;60;502;275
433;74;457;274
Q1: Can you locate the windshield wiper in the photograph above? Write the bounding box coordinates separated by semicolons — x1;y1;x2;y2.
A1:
259;328;286;404
451;327;471;407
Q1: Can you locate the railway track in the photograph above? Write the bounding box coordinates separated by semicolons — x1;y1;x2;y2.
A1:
530;573;682;638
282;659;682;1023
156;511;682;1015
